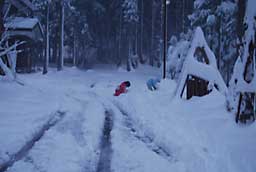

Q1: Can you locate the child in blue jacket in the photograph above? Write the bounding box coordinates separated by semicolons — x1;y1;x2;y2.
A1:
147;78;161;91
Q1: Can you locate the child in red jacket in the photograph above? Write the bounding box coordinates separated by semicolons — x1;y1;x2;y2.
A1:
114;81;131;96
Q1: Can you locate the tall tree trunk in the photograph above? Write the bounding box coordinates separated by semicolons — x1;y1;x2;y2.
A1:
182;0;185;33
43;3;50;74
150;0;156;66
237;0;246;43
73;32;76;66
127;35;132;71
53;37;58;64
236;0;246;59
159;1;164;68
0;0;5;38
139;0;144;63
163;0;167;79
135;21;138;56
118;8;122;67
217;15;222;69
58;2;64;71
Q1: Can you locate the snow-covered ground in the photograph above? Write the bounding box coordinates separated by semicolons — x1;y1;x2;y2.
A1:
1;65;256;172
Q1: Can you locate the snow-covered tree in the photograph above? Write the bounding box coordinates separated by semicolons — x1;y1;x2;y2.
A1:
167;34;190;80
122;0;139;71
216;1;237;83
227;0;256;118
189;0;238;83
33;0;52;74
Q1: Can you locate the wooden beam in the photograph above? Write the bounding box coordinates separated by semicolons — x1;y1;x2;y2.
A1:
236;93;243;123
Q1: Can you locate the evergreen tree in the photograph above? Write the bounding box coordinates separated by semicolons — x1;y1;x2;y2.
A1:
122;0;139;71
189;0;238;83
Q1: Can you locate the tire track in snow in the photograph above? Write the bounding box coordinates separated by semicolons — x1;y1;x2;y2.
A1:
116;106;173;163
96;110;113;172
0;111;66;172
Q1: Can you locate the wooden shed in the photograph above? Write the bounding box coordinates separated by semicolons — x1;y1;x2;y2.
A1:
1;0;43;73
4;17;44;72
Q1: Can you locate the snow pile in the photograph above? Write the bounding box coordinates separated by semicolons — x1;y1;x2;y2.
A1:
175;27;228;97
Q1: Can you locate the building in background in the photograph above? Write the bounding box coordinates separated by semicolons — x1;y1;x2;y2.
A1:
2;0;43;73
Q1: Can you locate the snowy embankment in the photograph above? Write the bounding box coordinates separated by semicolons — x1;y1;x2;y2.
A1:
112;79;256;172
1;65;256;172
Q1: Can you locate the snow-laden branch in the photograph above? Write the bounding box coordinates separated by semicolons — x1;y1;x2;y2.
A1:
0;41;24;57
0;41;24;80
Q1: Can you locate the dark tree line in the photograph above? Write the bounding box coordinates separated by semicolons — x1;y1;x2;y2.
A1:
2;0;249;80
29;0;194;72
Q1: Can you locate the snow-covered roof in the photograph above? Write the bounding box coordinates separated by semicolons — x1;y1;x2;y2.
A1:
175;27;228;98
4;17;44;42
5;17;40;30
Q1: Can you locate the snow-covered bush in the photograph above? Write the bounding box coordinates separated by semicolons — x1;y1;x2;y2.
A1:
167;33;191;80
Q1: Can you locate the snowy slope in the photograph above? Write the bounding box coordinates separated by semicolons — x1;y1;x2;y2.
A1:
1;65;256;172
